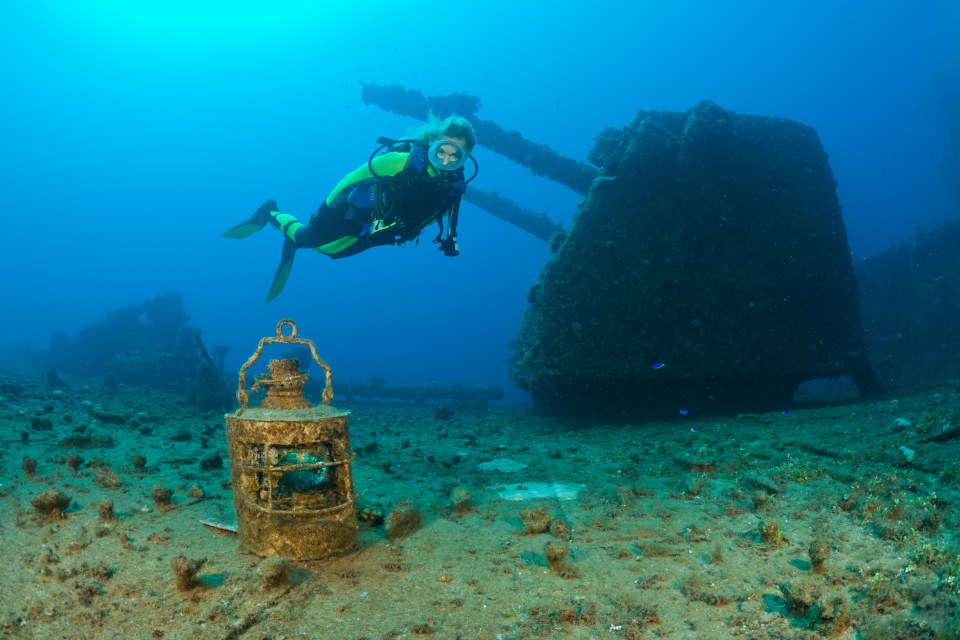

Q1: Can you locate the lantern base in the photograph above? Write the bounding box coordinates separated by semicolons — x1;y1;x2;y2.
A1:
237;505;359;560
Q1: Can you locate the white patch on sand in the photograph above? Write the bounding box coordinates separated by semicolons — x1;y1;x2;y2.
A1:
477;458;528;472
488;482;585;501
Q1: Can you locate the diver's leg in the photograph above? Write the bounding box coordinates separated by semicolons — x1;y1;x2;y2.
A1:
264;203;361;299
261;205;345;248
271;211;308;244
222;199;335;248
261;208;321;301
294;202;368;252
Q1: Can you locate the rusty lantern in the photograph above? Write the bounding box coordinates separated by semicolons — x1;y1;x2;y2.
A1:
224;319;357;560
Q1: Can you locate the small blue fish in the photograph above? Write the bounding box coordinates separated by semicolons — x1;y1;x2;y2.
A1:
679;409;689;416
690;424;698;432
651;361;665;370
783;410;791;416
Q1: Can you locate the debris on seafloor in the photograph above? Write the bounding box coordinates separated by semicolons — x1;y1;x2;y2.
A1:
171;555;207;592
201;519;238;535
130;453;147;470
520;507;551;535
545;540;578;579
29;489;72;519
152;485;174;507
257;558;291;589
809;539;831;574
386;500;423;540
451;487;475;514
99;499;116;521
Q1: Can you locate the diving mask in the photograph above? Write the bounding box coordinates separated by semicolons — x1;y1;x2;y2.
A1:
428;139;467;172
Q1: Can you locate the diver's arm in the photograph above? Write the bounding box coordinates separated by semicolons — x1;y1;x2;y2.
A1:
323;152;409;206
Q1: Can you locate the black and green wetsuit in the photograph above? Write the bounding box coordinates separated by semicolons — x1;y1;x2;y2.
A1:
223;142;467;301
275;146;465;258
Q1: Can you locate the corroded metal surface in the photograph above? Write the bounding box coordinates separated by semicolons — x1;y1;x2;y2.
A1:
235;319;334;410
255;359;312;410
225;320;357;560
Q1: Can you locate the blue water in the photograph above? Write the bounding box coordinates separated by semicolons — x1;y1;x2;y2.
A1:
2;1;956;403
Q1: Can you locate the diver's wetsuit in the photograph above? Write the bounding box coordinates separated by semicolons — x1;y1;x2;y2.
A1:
222;141;468;301
275;147;465;259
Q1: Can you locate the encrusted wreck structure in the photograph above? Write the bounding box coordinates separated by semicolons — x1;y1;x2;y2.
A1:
509;102;878;416
48;292;232;411
856;220;960;388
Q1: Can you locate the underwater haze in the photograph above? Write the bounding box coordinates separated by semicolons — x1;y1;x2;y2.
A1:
1;1;957;401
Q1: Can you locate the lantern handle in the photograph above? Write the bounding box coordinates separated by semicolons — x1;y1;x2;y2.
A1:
235;319;333;411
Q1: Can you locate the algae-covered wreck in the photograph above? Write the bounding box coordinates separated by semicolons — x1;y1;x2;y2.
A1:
511;102;877;416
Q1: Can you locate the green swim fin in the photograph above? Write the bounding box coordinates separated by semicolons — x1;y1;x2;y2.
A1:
222;199;278;239
266;238;297;302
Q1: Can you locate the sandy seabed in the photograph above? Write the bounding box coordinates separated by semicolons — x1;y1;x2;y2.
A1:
1;362;959;640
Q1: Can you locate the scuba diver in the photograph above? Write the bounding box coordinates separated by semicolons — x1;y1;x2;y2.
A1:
222;114;478;301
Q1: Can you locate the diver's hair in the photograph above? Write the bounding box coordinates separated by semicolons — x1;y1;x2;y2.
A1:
409;113;477;153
